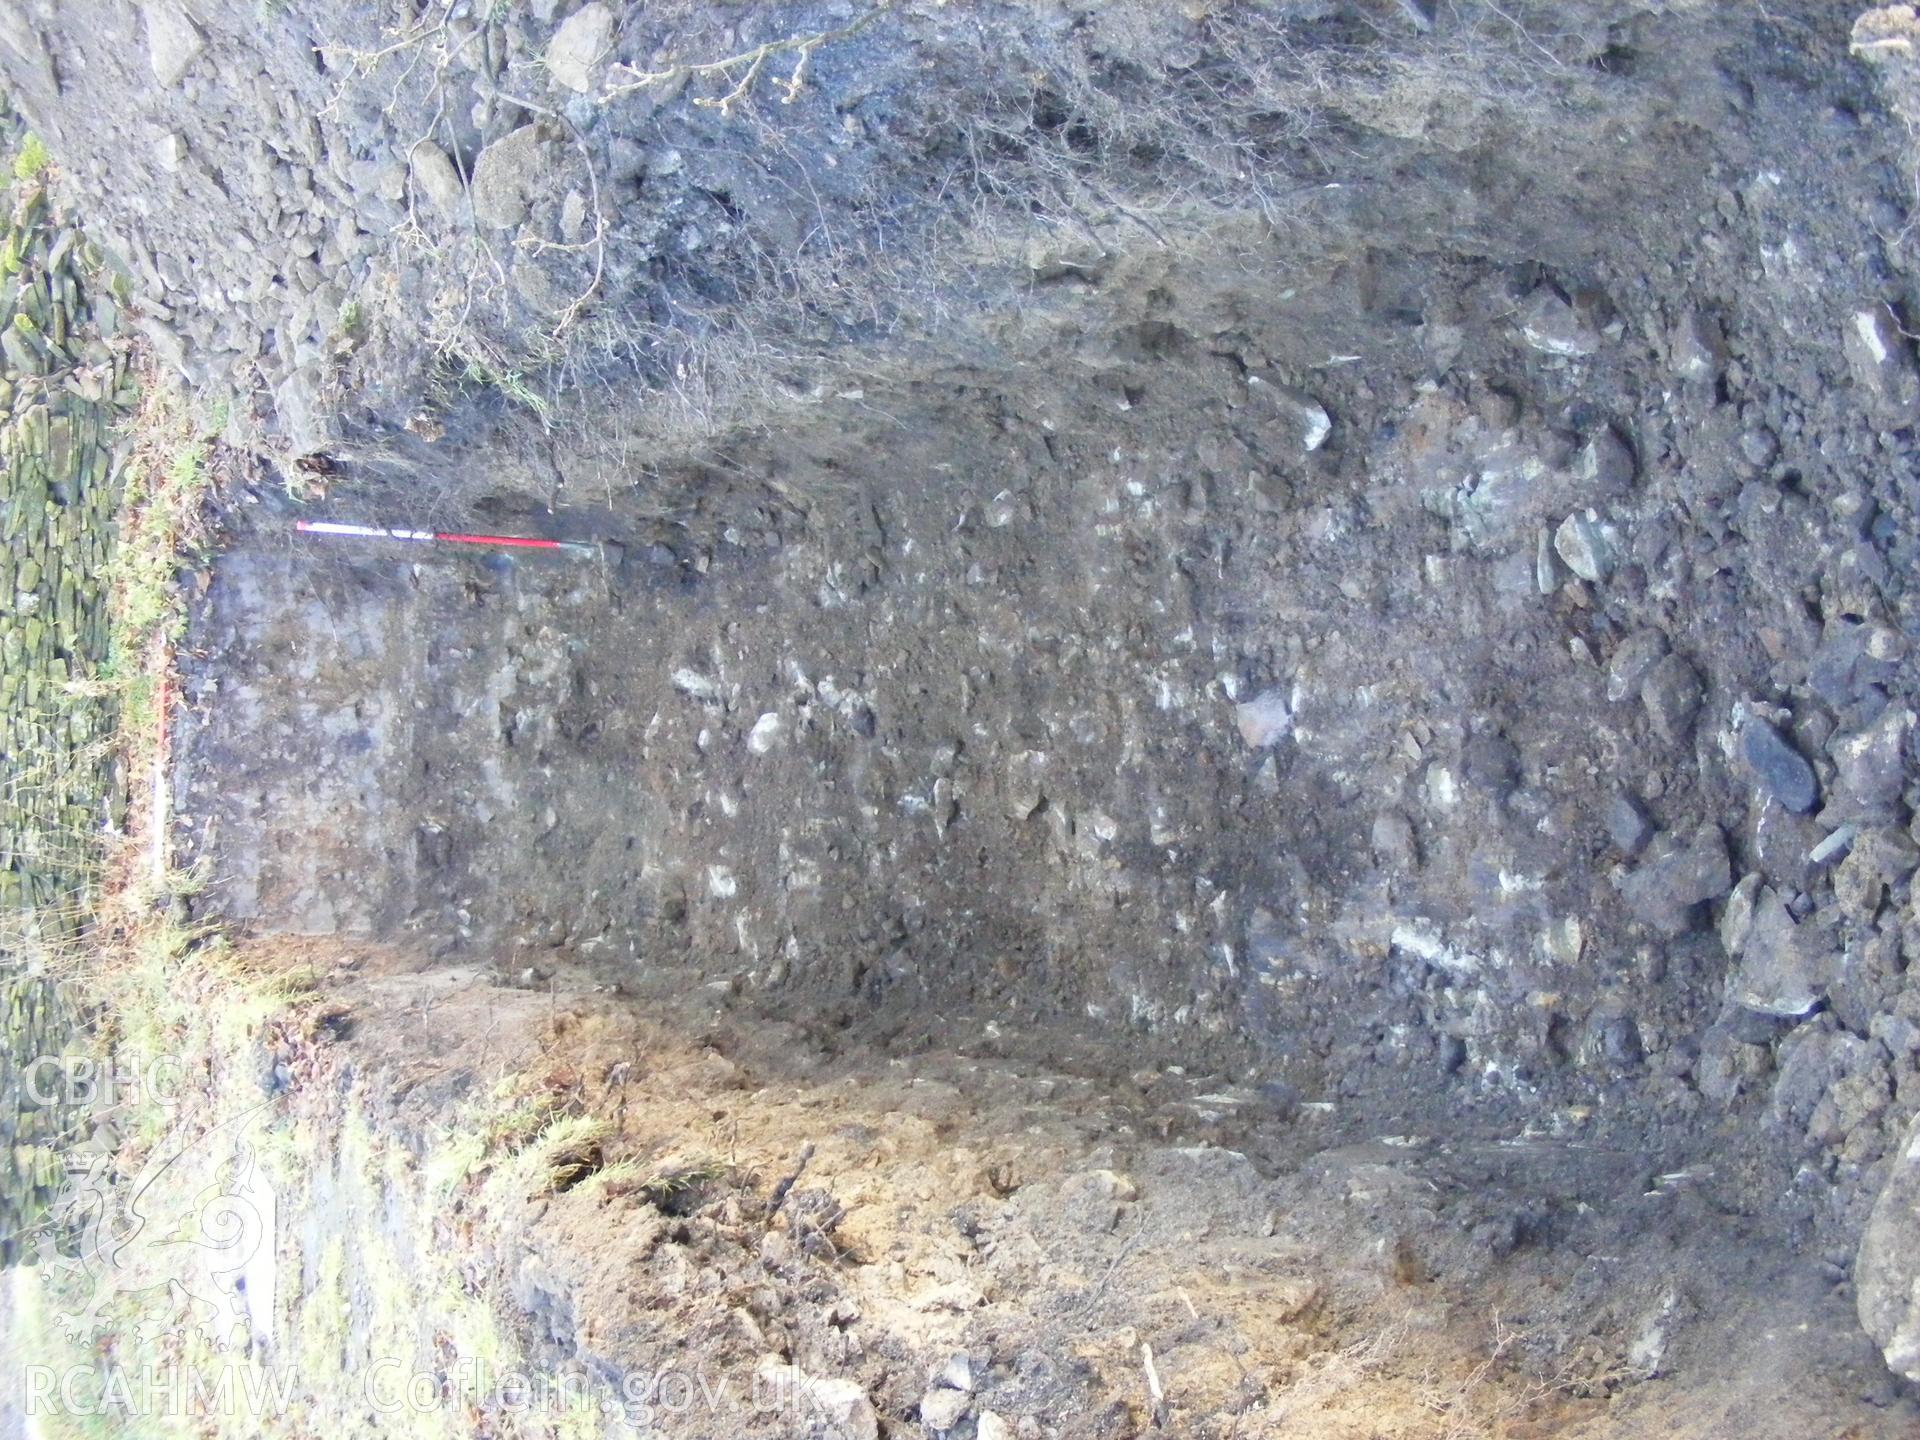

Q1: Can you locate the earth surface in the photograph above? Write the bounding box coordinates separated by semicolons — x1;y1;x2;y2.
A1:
9;0;1920;1435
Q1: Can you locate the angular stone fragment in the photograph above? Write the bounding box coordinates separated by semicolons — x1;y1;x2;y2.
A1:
470;126;546;230
1741;715;1819;813
1719;872;1761;956
1833;827;1919;918
145;1;204;87
1858;1105;1920;1380
546;3;614;93
1553;510;1614;582
1519;288;1600;357
1842;305;1920;425
1620;826;1730;935
920;1387;969;1432
1830;705;1912;813
408;141;465;213
1234;688;1291;748
1730;886;1828;1018
747;712;783;754
1574;425;1636;496
1371;810;1418;868
754;1360;877;1440
1808;616;1904;706
1605;791;1654;857
1534;525;1564;594
1249;375;1330;452
1606;629;1668;703
1641;653;1704;744
1669;310;1726;381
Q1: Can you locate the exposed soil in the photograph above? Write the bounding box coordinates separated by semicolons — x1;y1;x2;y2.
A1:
248;939;1895;1439
9;0;1920;1434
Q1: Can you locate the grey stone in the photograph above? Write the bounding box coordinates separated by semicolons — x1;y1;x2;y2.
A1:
1728;1004;1791;1047
1620;826;1731;935
1234;688;1290;748
1833;827;1919;919
1719;872;1761;955
1463;729;1521;799
1519;288;1600;357
606;136;647;187
919;1386;970;1432
470;126;547;230
1641;653;1703;745
1842;306;1920;425
1808;824;1856;868
0;5;56;96
1770;1019;1863;1130
1605;791;1654;856
1574;426;1636;496
1738;426;1779;468
1830;705;1912;813
145;1;204;87
1730;886;1828;1018
546;3;614;94
1669;310;1726;382
1553;510;1615;583
1606;629;1669;703
1858;1107;1920;1379
134;315;188;376
1534;525;1565;594
755;1362;877;1440
1698;1041;1764;1118
1808;617;1904;706
1751;804;1827;893
408;142;465;213
153;132;188;173
1599;1013;1643;1068
271;365;331;454
1371;810;1418;869
1249;376;1330;452
347;158;406;204
1741;715;1819;813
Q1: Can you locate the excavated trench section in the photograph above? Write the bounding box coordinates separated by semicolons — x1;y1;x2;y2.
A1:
178;252;1780;1147
159;19;1920;1410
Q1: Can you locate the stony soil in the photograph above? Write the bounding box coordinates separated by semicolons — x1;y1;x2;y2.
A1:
9;0;1920;1435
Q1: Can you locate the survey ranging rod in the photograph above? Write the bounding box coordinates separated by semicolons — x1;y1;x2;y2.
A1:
294;519;619;563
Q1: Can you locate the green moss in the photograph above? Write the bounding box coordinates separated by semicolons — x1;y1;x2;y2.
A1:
13;132;51;183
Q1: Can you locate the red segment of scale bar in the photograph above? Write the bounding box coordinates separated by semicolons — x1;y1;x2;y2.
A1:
294;519;583;550
434;532;567;549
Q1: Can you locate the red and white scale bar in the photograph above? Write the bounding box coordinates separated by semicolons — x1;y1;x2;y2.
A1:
295;519;601;555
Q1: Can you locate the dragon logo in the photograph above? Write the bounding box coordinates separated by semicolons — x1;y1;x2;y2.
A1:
31;1100;278;1356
